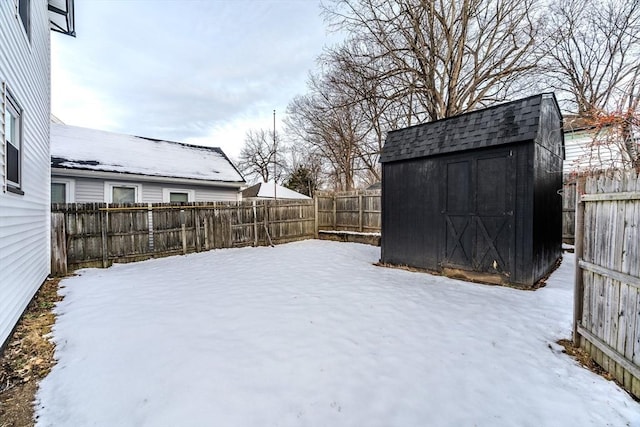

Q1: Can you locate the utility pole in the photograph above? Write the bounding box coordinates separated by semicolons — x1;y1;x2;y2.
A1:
273;109;277;200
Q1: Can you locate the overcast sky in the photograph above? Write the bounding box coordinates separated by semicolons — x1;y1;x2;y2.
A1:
51;0;342;159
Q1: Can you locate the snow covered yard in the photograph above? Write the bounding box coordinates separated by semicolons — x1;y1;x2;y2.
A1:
35;240;638;426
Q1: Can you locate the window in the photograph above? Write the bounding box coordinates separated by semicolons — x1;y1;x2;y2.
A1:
105;182;141;203
18;0;30;39
51;183;66;203
162;188;194;203
112;187;136;203
5;91;23;194
170;192;189;203
51;179;75;203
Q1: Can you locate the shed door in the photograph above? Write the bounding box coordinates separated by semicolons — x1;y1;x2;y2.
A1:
442;151;515;275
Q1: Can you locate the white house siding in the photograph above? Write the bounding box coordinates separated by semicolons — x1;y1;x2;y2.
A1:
140;183;240;203
141;183;162;203
0;2;51;347
564;128;631;175
564;130;596;175
54;175;242;203
195;186;240;202
71;176;104;202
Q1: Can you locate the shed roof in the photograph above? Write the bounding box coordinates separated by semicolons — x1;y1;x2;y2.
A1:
381;94;558;163
51;123;245;183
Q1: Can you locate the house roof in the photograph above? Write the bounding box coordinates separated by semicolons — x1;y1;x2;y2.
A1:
381;94;559;163
51;124;245;184
242;181;311;200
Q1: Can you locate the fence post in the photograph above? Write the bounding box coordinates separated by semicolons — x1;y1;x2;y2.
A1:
230;204;237;246
573;176;586;345
180;209;187;255
147;203;154;253
101;208;108;268
50;211;67;276
358;194;363;232
252;201;258;246
195;208;201;252
203;216;210;250
314;196;319;239
332;195;337;229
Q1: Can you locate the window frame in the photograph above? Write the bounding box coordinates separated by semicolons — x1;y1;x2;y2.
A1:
104;181;142;204
51;178;75;203
162;188;195;203
17;0;31;41
4;88;24;195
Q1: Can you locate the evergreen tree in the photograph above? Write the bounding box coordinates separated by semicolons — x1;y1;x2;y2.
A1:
284;166;318;197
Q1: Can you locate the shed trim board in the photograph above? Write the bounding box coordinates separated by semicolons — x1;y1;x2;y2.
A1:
381;94;563;287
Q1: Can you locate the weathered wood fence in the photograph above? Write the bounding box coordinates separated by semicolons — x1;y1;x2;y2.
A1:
562;179;577;245
316;186;577;243
51;200;315;276
573;170;640;399
316;190;381;233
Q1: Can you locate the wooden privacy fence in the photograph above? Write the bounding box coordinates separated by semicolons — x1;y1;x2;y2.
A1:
316;190;381;233
573;170;640;399
562;179;577;245
51;200;315;275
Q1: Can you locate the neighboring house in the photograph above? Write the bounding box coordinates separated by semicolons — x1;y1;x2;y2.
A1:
563;115;637;175
50;123;245;203
0;0;75;348
242;181;311;200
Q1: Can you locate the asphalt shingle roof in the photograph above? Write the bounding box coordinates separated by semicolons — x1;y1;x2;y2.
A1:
381;94;550;163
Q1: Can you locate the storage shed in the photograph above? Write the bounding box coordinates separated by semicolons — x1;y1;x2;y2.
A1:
380;94;564;288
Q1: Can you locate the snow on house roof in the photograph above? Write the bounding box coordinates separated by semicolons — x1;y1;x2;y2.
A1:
51;123;245;183
242;181;311;200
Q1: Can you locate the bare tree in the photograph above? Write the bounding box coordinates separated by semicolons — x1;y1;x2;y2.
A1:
539;0;640;116
283;0;542;190
237;129;286;184
322;0;541;121
286;81;366;191
321;41;408;183
539;0;640;170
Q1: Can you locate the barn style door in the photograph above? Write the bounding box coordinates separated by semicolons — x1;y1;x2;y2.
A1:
441;151;515;276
